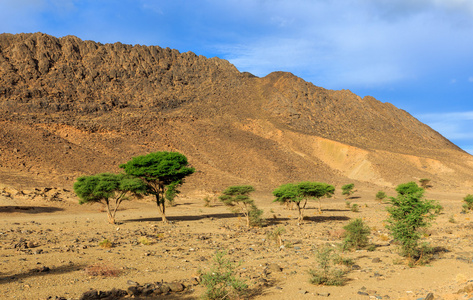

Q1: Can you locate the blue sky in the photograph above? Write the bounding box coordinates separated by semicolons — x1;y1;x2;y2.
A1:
1;0;472;154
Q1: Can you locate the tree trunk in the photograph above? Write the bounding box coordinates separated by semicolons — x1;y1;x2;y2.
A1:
105;201;116;224
155;194;167;223
297;202;303;224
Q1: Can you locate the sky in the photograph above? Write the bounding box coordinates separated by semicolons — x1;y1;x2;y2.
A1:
1;0;472;154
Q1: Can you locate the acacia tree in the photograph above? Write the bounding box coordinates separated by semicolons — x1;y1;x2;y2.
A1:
273;181;335;223
73;173;146;224
341;183;355;200
119;151;194;223
219;185;259;227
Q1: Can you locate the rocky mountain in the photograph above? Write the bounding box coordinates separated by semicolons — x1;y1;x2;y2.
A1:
1;32;472;193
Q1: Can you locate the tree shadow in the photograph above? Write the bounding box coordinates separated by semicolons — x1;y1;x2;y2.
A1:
0;263;85;284
132;292;197;300
124;212;240;223
322;208;350;212
304;215;351;222
266;215;350;225
0;206;64;214
247;277;281;298
266;217;290;225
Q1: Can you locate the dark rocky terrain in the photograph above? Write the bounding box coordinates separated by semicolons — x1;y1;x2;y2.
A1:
0;32;472;193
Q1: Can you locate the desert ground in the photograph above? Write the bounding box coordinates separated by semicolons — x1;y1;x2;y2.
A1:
1;186;473;300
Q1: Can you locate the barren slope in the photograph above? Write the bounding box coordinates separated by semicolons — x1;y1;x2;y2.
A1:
0;32;472;193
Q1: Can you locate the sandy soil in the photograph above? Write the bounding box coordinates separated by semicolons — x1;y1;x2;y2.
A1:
1;189;473;300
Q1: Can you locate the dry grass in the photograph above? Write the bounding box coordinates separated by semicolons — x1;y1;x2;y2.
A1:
84;262;121;277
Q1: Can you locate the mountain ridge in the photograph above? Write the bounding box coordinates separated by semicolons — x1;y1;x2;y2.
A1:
0;32;471;193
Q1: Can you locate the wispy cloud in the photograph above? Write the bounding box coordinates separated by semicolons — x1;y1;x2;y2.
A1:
416;111;473;154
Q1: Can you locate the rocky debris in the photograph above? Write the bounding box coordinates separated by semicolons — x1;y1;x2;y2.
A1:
76;279;196;299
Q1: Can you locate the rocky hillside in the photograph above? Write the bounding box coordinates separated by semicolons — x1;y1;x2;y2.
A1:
1;32;472;193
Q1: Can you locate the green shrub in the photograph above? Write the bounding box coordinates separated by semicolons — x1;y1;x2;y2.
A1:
350;203;359;212
248;206;266;227
99;239;113;248
342;219;370;250
309;246;348;286
341;183;355;198
462;194;473;212
220;185;261;227
375;191;387;201
385;182;442;262
200;251;248;300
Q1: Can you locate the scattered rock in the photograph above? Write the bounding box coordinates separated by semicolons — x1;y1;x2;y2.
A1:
168;282;184;292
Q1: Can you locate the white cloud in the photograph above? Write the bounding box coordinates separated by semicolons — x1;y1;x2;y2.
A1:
416;111;473;140
209;0;473;89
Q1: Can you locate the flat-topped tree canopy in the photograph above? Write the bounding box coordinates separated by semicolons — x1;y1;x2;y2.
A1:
119;151;194;184
273;181;335;223
119;151;195;222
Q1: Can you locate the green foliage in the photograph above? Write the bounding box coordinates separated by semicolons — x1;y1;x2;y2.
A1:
385;182;442;261
350;203;359;212
219;185;263;227
462;194;473;212
99;239;113;248
309;246;348;286
342;219;370;250
273;181;335;223
73;173;146;224
375;191;387;201
248;206;266;227
448;215;456;223
119;151;195;222
395;181;423;195
341;183;355;197
165;180;181;206
200;251;248;300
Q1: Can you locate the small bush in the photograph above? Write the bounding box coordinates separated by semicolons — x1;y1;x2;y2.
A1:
138;237;152;245
342;219;370;250
203;196;212;207
463;194;473;212
375;191;387;201
309;246;348;286
350;204;359;212
249;206;266;227
345;201;351;208
200;251;248;300
341;183;355;198
332;255;354;266
99;239;113;248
